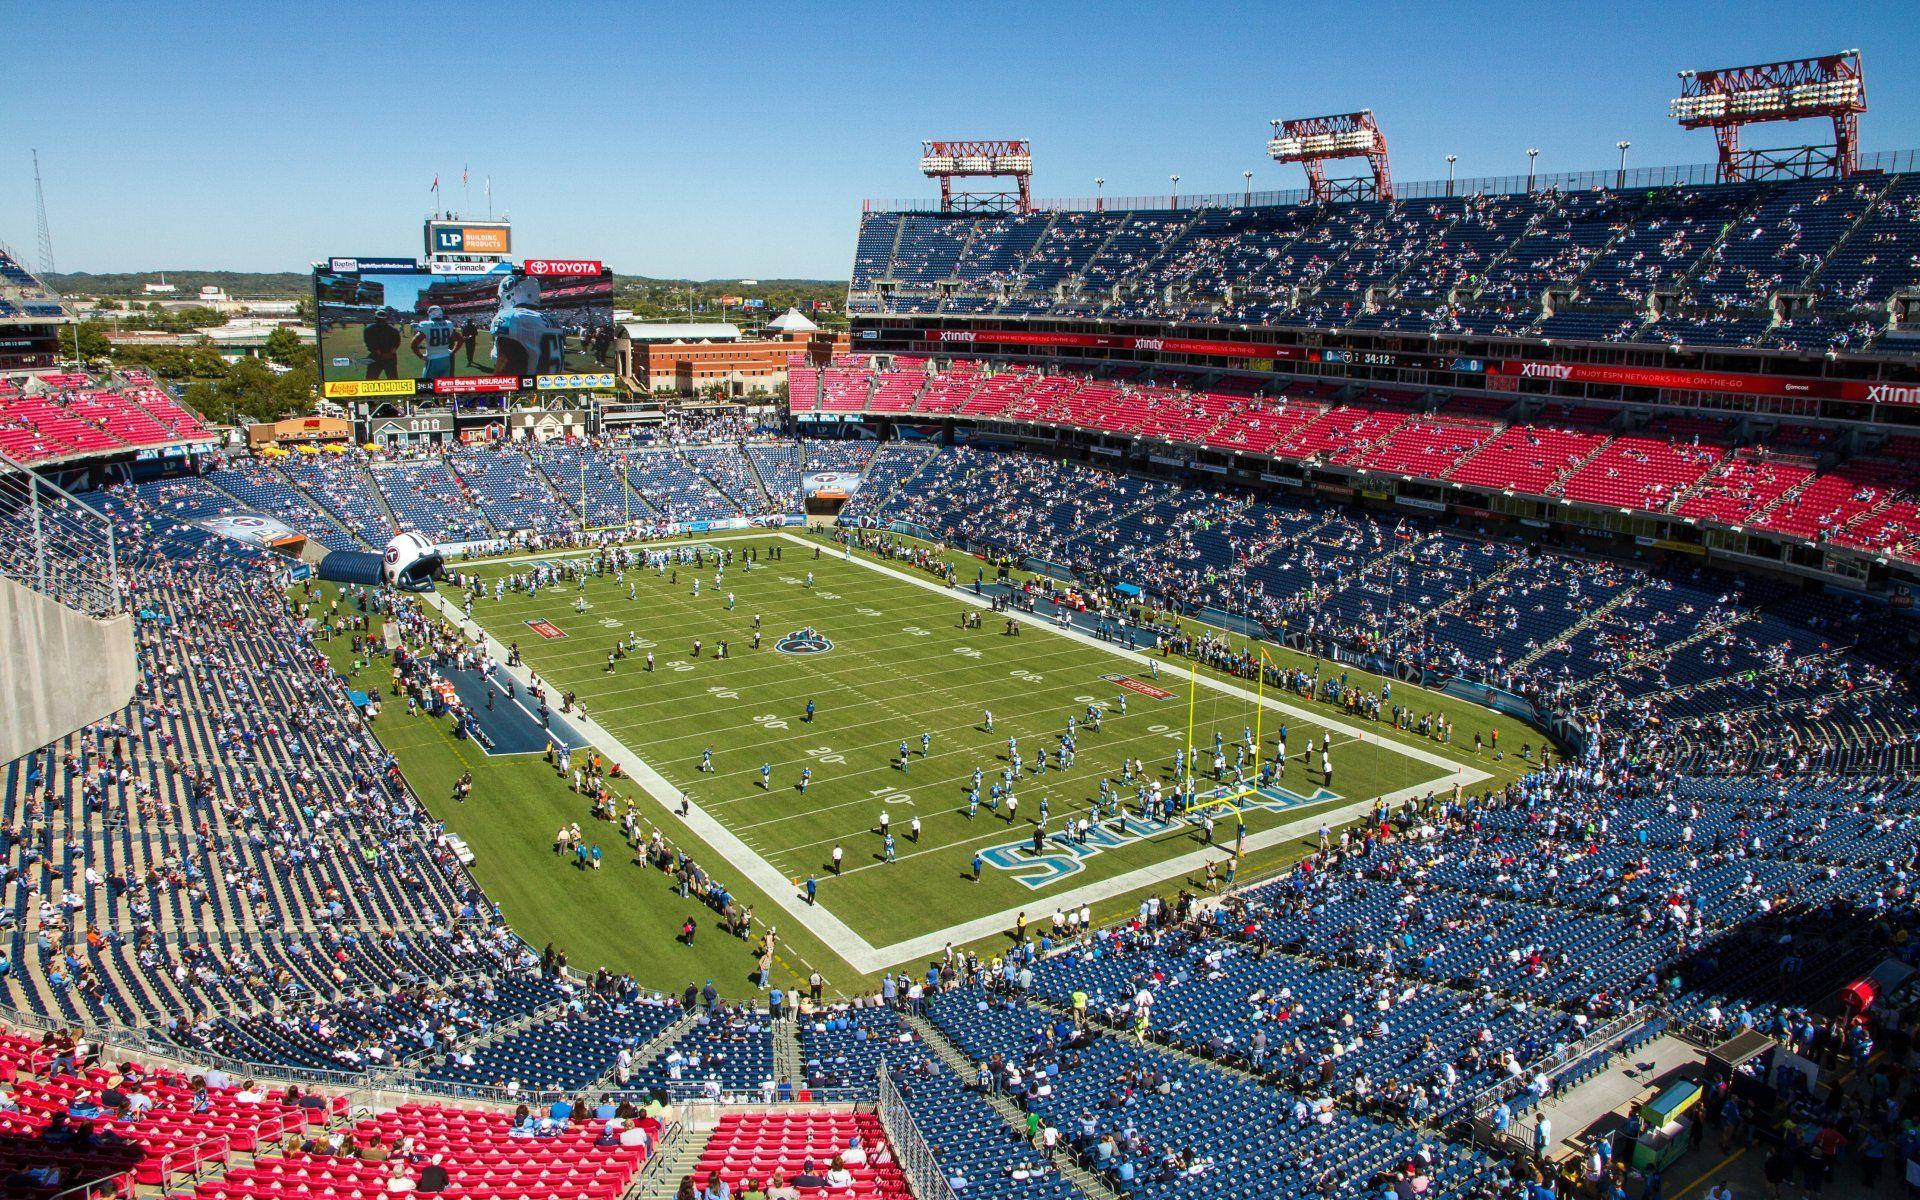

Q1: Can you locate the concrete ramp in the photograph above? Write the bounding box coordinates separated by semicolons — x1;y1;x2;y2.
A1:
0;577;137;762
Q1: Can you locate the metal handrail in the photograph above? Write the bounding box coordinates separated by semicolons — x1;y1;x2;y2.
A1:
876;1059;959;1200
46;1167;137;1200
623;1116;684;1200
1459;1009;1653;1130
0;448;122;618
152;1132;231;1192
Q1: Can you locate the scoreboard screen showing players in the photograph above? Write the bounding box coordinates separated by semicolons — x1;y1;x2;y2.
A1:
315;258;615;399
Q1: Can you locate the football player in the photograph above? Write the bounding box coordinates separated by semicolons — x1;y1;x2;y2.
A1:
490;274;563;376
362;307;402;379
411;305;459;380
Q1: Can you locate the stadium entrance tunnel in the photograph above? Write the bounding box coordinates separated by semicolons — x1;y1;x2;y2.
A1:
314;532;444;592
441;664;593;756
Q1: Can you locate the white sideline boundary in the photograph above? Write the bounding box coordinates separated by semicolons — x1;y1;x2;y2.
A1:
419;531;1489;976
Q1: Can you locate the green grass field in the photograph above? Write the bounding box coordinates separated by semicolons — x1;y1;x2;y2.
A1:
309;528;1547;999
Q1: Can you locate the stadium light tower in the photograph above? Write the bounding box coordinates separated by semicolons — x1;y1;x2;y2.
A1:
1094;177;1104;212
1616;140;1631;187
1526;148;1539;191
1243;170;1253;205
1445;154;1457;196
1671;50;1867;181
1267;110;1392;203
918;140;1034;213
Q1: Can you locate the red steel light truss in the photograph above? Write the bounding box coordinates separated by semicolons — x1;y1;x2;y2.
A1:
918;140;1034;213
1671;51;1866;182
1267;111;1392;203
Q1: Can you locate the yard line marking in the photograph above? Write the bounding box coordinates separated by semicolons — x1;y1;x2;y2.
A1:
422;533;1488;976
783;533;1492;783
423;584;883;968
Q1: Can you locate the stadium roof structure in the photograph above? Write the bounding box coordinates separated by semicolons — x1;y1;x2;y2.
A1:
618;322;741;343
766;308;818;334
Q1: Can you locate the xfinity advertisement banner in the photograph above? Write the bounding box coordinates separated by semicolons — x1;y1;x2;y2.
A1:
1492;359;1918;405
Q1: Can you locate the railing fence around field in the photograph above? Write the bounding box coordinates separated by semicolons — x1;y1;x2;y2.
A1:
0;450;122;617
877;1060;958;1200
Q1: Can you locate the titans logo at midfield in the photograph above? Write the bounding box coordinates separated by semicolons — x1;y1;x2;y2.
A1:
775;629;834;656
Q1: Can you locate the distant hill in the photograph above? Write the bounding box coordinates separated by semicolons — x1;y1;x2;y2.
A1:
47;270;313;298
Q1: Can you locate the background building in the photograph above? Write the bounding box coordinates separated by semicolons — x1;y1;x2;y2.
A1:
616;308;847;396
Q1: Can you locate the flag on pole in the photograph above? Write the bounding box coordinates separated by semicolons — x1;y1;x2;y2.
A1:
430;174;440;194
462;165;469;187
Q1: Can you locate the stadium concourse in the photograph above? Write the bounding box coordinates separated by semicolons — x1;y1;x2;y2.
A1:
5;188;1920;1200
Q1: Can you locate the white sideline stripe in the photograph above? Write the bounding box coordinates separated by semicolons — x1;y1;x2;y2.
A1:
422;586;879;968
758;533;1492;968
421;533;1490;977
780;534;1491;781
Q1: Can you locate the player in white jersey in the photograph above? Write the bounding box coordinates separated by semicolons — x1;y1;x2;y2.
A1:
490;274;562;376
411;306;459;379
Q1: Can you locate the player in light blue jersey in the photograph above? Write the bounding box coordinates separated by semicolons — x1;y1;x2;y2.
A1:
411;306;459;379
490;274;563;376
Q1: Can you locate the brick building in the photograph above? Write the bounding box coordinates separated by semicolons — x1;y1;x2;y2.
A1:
615;310;848;397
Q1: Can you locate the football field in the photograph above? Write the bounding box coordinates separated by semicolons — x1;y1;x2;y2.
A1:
430;531;1487;975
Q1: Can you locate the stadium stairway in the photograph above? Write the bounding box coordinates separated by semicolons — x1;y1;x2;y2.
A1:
447;468;500;538
584;1007;702;1096
741;453;780;513
1539;430;1623;494
694;449;776;513
421;991;586;1066
850;446;937;515
772;1015;802;1085
1236;509;1340;572
632;1119;714;1200
1643;193;1767;339
1509;581;1649;671
901;1011;1121;1200
1397;553;1529;638
355;462;405;533
1559;609;1760;701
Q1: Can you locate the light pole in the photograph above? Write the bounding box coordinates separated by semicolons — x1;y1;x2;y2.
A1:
1446;154;1458;197
1243;170;1253;205
1095;177;1104;213
1616;140;1631;189
1170;175;1180;207
1526;148;1540;192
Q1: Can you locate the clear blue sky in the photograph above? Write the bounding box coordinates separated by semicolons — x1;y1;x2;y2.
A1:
5;0;1917;280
